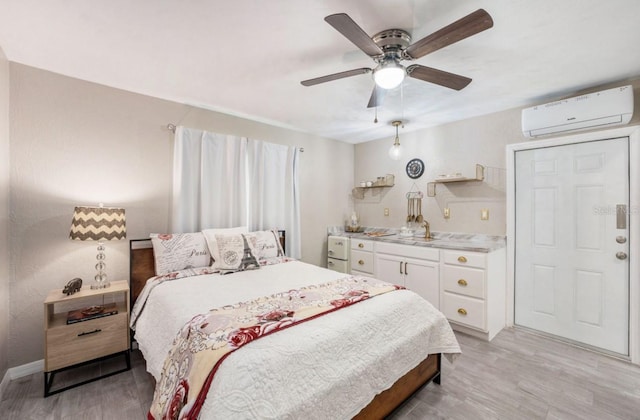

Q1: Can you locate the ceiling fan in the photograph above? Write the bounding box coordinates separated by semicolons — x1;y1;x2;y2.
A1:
301;9;494;108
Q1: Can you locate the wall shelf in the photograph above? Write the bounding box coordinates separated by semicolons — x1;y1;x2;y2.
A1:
427;165;484;196
352;184;394;200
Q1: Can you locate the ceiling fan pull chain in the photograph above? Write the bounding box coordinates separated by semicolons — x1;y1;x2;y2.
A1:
374;106;378;123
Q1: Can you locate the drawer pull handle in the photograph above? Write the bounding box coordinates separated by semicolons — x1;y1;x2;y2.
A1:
358;259;365;265
328;261;334;266
77;328;102;337
457;256;467;263
358;243;364;248
458;279;468;286
328;250;334;255
457;308;467;316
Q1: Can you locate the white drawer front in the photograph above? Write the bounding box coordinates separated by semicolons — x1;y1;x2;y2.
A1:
351;239;374;252
351;250;374;274
375;242;439;261
442;292;486;331
443;250;486;268
442;265;485;299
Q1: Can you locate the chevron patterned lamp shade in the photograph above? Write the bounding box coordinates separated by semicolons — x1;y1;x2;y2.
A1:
70;206;126;289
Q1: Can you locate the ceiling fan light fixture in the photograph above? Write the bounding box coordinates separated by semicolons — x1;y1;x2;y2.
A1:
388;120;403;160
374;59;405;90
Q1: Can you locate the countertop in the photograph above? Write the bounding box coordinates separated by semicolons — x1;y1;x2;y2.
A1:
327;226;506;253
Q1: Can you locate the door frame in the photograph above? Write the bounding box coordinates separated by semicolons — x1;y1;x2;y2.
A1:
506;125;640;364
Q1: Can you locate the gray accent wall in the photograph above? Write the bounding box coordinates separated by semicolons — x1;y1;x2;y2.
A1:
0;46;10;382
7;63;353;367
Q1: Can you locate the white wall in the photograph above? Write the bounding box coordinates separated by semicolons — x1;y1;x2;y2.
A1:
8;63;353;367
354;79;640;235
0;46;10;382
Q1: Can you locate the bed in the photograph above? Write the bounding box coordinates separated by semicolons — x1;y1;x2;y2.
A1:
129;235;460;419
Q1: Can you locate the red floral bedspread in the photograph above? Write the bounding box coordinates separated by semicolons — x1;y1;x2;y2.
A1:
148;275;403;420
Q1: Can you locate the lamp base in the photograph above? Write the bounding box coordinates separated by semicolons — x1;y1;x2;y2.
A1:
90;281;111;290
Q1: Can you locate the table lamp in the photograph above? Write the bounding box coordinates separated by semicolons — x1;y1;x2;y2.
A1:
69;205;126;289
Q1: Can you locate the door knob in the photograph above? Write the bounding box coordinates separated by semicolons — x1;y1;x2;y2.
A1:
616;236;627;244
616;252;628;260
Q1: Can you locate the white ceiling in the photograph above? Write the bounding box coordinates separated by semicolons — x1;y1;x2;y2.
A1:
1;0;639;144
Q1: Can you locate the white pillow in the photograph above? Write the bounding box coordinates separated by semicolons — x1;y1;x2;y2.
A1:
202;226;249;266
150;232;212;275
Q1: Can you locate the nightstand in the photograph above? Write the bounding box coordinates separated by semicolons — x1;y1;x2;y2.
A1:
43;280;131;397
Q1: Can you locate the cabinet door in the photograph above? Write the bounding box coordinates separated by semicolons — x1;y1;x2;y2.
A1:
375;253;404;286
405;259;440;309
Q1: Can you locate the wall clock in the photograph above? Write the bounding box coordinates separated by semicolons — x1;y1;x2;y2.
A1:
406;158;425;179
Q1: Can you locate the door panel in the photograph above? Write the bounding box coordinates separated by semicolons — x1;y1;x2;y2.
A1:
515;137;629;355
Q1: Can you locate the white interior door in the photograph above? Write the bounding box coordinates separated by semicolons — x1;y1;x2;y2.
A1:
515;137;629;355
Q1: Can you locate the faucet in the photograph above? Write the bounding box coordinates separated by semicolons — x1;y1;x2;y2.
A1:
423;221;431;239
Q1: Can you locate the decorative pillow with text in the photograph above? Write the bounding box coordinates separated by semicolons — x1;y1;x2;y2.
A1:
150;232;212;276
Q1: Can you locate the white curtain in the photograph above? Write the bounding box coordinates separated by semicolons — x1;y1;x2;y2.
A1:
172;127;247;232
247;139;301;258
172;126;301;258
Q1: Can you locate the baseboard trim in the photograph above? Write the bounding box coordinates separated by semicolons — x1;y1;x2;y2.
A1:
0;369;10;400
0;359;43;401
8;359;43;380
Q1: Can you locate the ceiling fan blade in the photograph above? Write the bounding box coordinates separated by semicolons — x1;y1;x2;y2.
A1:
406;65;472;90
301;68;371;86
404;9;493;59
367;85;387;108
325;13;384;57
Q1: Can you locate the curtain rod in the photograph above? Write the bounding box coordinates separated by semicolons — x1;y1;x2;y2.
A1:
166;123;304;152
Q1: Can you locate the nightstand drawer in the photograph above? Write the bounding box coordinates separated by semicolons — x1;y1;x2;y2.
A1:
45;312;128;371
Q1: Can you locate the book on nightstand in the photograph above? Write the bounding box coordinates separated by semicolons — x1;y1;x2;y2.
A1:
66;302;118;324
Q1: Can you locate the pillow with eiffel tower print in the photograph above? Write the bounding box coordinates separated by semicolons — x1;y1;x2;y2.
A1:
214;233;261;274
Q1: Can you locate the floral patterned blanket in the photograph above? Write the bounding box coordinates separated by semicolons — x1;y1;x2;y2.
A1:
148;275;403;420
148;276;404;419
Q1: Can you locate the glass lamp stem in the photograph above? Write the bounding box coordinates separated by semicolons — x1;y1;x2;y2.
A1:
91;240;110;289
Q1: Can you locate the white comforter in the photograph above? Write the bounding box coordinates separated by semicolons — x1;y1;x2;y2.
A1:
132;260;460;419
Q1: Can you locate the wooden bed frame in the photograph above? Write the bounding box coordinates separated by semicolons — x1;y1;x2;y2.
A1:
129;238;442;418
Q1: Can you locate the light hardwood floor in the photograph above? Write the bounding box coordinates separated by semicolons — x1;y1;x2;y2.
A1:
2;327;639;419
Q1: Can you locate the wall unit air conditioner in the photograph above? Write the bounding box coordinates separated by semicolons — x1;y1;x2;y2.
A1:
522;85;634;138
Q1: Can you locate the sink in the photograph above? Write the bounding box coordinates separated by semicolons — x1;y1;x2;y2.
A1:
395;235;437;243
411;237;437;242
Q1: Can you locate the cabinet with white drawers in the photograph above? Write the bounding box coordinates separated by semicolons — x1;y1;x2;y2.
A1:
440;248;506;341
326;232;506;341
350;238;375;276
